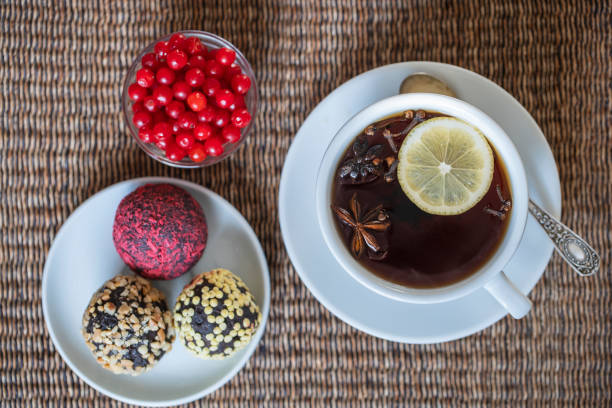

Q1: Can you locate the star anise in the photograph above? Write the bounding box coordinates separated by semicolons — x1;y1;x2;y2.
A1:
331;193;391;260
337;139;384;185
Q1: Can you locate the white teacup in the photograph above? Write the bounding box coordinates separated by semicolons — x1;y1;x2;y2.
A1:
315;93;532;319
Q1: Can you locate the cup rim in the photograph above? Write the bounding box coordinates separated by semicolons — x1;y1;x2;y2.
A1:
121;30;259;168
315;93;529;303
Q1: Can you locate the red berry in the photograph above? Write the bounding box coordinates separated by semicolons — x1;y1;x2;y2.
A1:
138;125;154;143
228;94;245;111
185;68;206;87
177;111;197;129
204;59;224;78
166;49;188;70
172;81;191;100
231;74;251;94
176;131;195;150
143;96;158;112
204;136;224;156
215;47;236;66
188;143;207;162
170;120;181;134
188;54;207;69
132;101;145;113
154;41;170;59
213;109;230;127
169;33;187;50
165;143;186;161
231;108;251;128
165;100;185;119
187;91;207;112
136;68;155;88
197;106;216;122
132;111;152;128
215;89;235;109
193;122;213;141
156;67;176;85
223;64;242;82
185;37;207;56
153;122;173;141
141;52;159;70
153;85;173;106
221;125;241;143
156;139;169;150
128;83;148;102
202;78;221;97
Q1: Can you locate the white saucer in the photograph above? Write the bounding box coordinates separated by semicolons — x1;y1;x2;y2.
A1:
279;62;561;344
42;177;270;406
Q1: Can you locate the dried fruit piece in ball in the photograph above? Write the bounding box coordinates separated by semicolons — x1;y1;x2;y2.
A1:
81;275;175;375
112;183;208;280
174;268;262;360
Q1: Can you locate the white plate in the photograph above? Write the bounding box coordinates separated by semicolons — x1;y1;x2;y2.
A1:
279;62;561;344
42;177;270;406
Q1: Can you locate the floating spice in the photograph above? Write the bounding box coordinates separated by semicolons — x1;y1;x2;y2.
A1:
484;185;512;220
383;157;398;183
337;139;384;185
331;193;391;260
372;110;427;153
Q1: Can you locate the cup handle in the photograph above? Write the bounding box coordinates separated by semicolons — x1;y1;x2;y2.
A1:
484;272;532;319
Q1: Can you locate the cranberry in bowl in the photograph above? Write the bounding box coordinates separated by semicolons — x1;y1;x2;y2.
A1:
122;31;258;168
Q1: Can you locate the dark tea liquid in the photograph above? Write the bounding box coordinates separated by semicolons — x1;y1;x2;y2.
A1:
331;111;511;288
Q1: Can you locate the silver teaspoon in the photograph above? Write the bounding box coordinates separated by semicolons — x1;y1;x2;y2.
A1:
399;72;600;276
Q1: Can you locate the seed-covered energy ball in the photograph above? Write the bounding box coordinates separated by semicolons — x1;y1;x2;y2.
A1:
81;275;175;375
112;183;208;280
174;268;261;359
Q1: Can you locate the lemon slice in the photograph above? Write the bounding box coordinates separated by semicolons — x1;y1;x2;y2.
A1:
397;117;494;215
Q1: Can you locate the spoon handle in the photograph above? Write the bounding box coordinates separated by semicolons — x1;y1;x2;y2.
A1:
528;199;600;276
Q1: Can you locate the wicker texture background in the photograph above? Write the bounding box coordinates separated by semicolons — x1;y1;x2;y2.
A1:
1;0;610;406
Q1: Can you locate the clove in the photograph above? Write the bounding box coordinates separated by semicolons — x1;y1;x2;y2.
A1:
495;185;512;212
484;184;512;220
484;206;507;220
384;159;398;183
382;129;398;153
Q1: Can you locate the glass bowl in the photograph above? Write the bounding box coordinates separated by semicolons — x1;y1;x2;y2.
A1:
122;30;258;168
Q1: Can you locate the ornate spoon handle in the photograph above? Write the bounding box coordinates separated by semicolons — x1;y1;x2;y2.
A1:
528;199;600;276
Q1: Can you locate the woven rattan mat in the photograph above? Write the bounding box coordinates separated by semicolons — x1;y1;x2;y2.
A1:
1;0;610;406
